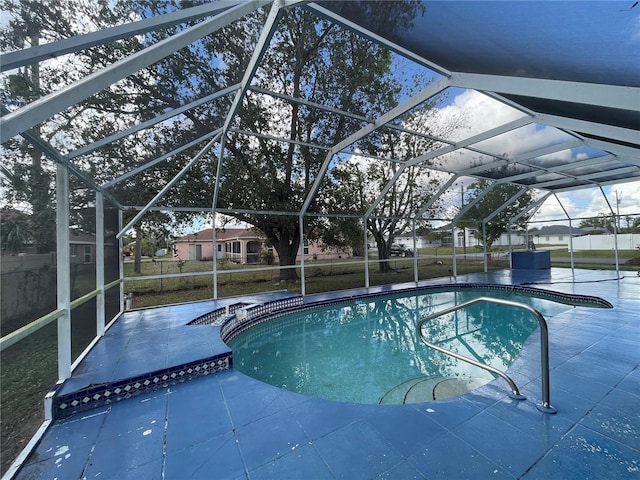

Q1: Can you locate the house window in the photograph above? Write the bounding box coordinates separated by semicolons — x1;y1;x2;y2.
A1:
232;241;241;254
217;244;222;252
303;240;309;255
545;236;550;241
84;245;92;264
70;245;77;257
558;235;563;241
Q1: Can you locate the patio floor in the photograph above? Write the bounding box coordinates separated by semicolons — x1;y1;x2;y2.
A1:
8;268;639;479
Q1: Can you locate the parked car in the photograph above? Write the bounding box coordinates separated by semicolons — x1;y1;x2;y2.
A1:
390;243;413;257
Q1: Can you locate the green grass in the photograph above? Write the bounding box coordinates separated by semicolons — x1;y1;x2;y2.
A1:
123;249;640;309
123;256;510;308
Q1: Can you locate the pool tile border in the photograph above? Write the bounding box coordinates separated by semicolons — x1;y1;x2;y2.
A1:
220;283;612;344
50;353;231;419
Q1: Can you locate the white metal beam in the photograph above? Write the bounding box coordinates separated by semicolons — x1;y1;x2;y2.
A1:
56;162;71;381
510;192;552;224
0;1;243;72
95;192;105;337
496;154;618;185
484;187;528;223
534;165;640;190
102;128;222;189
581;139;640;165
300;77;451;215
535;113;640;146
452;139;585;181
0;0;270;143
450;73;640;112
117;132;222;238
452;182;494;223
68;85;239;160
305;2;451;77
230;128;332;150
17;125;122;208
404;116;533;168
415;175;459;218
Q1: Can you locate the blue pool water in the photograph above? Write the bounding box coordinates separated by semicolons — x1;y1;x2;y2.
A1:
229;289;576;404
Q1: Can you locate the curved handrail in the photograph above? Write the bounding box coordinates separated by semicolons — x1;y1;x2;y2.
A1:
418;296;556;414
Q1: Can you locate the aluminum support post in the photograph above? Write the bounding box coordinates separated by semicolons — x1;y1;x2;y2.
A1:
56;163;71;381
96;192;105;337
364;217;370;289
299;215;305;297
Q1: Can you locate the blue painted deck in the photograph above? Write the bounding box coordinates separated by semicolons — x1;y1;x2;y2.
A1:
11;269;639;479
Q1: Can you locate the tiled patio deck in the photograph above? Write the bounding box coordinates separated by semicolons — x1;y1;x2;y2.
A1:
8;268;639;479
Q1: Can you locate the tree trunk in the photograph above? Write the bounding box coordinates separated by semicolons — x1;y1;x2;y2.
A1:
367;219;397;273
375;237;394;273
274;240;299;281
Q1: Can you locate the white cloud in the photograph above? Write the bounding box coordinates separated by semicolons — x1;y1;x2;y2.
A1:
433;89;640;224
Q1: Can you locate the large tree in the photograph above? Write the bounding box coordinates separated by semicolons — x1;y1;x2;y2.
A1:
325;96;455;271
1;0;223;266
458;179;535;250
210;7;421;279
578;213;615;232
2;1;426;281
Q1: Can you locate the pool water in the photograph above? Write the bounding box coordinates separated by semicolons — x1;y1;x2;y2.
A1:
228;289;574;404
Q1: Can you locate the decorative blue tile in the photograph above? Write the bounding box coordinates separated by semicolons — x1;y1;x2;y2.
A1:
367;405;448;457
375;460;426;480
453;411;550;477
580;401;640;450
16;443;93;480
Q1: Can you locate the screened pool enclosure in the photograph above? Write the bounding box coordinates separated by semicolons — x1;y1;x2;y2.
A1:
0;1;638;472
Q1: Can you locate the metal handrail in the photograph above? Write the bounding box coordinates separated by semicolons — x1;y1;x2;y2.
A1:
418;296;556;414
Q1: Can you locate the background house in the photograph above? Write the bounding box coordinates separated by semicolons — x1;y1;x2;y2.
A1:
69;230;96;265
174;228;352;264
174;228;264;263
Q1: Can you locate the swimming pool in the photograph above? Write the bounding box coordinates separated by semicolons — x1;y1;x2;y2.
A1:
226;286;611;404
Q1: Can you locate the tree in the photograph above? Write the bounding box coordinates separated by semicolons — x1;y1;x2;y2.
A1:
325;96;454;272
578;213;615;232
1;0;426;281
0;208;29;254
1;0;216;263
210;7;418;280
458;179;535;250
0;0;74;252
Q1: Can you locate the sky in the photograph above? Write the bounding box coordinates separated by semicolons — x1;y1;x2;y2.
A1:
430;88;640;226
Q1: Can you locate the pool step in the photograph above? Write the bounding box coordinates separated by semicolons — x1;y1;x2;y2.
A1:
379;375;489;405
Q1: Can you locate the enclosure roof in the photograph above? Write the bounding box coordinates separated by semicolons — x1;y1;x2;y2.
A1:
1;0;639;219
315;0;640;191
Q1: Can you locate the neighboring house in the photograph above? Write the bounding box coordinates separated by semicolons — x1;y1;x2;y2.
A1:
174;228;264;264
69;230;96;265
527;225;593;246
174;228;352;264
69;229;119;265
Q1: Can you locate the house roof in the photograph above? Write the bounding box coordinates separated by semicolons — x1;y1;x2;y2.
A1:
176;228;262;242
529;225;582;236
